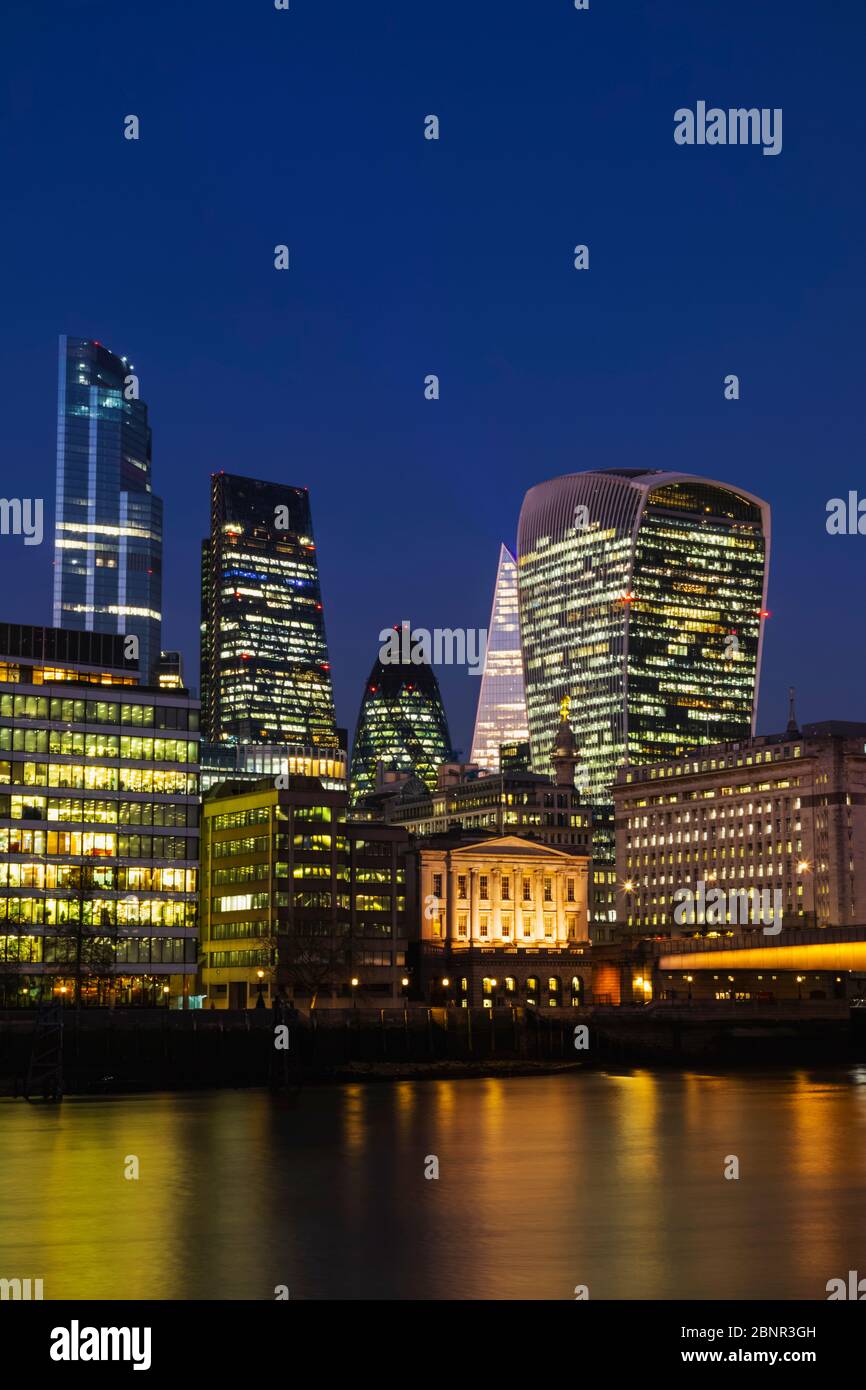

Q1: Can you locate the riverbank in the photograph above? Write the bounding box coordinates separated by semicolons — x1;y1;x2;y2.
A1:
0;1001;860;1096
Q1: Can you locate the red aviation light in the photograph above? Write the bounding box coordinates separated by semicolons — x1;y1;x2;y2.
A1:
759;609;772;619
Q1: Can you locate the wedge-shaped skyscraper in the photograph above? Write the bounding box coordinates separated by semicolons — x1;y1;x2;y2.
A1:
200;473;338;749
350;640;452;804
517;469;771;803
470;544;529;771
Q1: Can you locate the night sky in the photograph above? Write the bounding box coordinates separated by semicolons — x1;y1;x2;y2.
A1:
2;0;865;754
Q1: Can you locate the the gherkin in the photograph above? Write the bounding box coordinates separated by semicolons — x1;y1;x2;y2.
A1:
349;637;452;805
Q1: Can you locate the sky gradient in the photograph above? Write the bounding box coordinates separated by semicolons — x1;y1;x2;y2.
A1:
2;0;865;754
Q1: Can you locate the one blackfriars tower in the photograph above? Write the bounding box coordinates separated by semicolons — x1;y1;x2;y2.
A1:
52;336;163;680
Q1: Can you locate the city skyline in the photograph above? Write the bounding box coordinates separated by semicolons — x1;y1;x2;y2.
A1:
3;0;865;761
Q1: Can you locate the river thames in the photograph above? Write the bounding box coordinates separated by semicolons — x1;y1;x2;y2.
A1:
2;1068;865;1300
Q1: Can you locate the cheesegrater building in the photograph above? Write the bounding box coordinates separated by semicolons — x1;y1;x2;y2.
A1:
349;639;453;805
200;473;339;751
52;336;163;682
517;470;771;920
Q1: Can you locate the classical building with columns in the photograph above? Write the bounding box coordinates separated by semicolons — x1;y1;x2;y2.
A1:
408;830;591;1008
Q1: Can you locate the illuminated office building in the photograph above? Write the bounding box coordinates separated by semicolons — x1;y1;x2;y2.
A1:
517;470;770;920
349;642;452;805
0;623;199;1008
52;336;163;682
200;473;339;751
200;741;347;793
469;544;529;771
201;778;409;1009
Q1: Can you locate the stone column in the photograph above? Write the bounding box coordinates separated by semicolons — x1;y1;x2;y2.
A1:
492;866;501;939
470;867;479;942
535;867;544;942
446;855;456;941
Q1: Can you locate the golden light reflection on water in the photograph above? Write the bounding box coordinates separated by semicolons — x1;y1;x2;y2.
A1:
2;1070;866;1300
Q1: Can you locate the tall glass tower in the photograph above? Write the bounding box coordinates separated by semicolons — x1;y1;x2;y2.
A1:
518;470;771;793
52;336;163;680
517;469;771;901
469;544;529;770
200;473;339;749
349;640;452;804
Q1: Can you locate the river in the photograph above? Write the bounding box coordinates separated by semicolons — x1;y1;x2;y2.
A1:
2;1068;864;1300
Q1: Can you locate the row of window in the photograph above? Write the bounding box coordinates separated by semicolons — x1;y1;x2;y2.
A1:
0;935;192;964
431;872;578;904
0;800;198;829
1;765;198;793
432;911;581;939
0;898;196;925
0;730;197;762
0;696;197;730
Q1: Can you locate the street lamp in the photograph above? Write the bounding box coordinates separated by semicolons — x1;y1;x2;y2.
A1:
796;974;805;1000
351;976;359;1008
256;969;265;1009
685;974;693;1001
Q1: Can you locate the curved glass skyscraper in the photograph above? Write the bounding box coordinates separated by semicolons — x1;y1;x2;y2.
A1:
517;469;771;802
350;641;452;804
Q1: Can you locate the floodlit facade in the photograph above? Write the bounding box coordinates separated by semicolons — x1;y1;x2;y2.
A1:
470;544;530;771
349;644;452;804
200;473;339;751
410;833;591;1008
0;624;199;1008
52;336;163;681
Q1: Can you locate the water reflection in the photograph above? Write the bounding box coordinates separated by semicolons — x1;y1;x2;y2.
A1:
2;1069;865;1300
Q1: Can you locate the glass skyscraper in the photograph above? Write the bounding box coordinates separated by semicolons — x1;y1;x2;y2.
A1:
517;469;771;914
52;336;163;682
470;544;529;771
518;470;770;793
200;473;339;749
349;641;453;804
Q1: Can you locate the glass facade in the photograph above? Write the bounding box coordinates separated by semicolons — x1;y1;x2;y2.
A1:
349;646;452;804
200;474;339;749
518;470;770;916
52;336;163;682
0;629;199;1007
469;544;530;771
201;783;409;1007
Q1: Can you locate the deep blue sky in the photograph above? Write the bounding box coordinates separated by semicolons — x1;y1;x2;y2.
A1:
2;0;865;753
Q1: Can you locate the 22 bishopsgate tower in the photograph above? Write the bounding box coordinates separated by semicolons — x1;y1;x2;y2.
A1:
517;467;771;825
52;337;163;681
200;473;339;750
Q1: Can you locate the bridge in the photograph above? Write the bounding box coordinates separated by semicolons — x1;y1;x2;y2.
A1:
656;925;866;974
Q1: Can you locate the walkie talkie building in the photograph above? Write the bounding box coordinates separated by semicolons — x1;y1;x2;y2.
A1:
517;469;771;910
